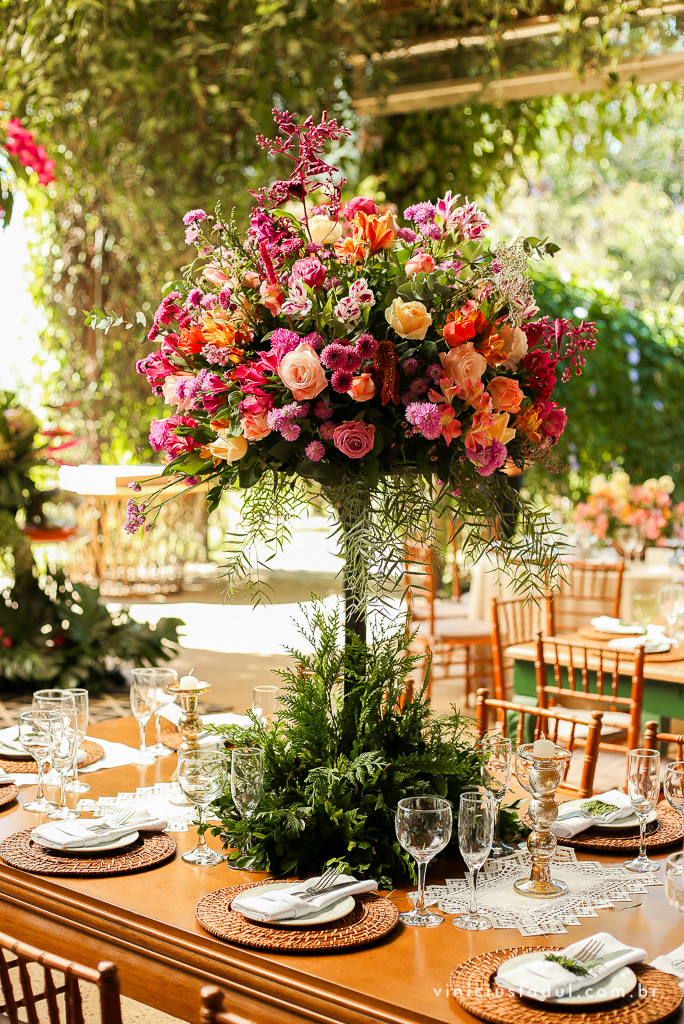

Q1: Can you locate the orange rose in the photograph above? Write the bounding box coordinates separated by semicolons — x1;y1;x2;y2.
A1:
487;377;523;413
240;410;271;441
352;211;396;253
440;343;487;386
348;372;376;402
405;252;436;277
442;309;488;347
278;342;328;400
385;298;432;340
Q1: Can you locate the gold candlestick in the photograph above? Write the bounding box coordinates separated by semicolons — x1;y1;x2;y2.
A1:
514;743;572;898
166;679;211;752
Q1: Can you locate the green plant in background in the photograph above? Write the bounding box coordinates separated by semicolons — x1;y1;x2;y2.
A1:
209;603;526;885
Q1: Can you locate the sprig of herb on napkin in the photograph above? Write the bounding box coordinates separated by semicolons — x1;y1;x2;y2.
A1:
544;954;598;976
579;799;619;818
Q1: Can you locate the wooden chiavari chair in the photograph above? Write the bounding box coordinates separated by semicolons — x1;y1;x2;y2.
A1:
475;688;603;798
491;595;544;700
643;721;684;759
0;932;123;1024
200;986;257;1024
546;559;625;635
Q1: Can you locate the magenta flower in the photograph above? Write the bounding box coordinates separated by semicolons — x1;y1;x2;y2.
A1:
355;334;377;359
289;256;326;290
314;399;334;420
305;441;326;462
183;209;208;225
332;370;354;393
405;402;442;440
319;421;336;440
469;439;507;477
332;421;376;459
341;196;377;219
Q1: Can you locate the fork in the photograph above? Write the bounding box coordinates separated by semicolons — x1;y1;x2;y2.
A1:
292;867;341;898
572;938;606;964
88;809;137;833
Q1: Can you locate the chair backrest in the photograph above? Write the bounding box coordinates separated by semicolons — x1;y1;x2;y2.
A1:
0;932;122;1024
475;687;602;797
643;721;684;759
403;541;438;633
200;986;257;1024
491;595;544;700
546;559;624;634
535;635;645;752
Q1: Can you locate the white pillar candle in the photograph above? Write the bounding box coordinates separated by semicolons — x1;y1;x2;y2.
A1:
532;737;557;759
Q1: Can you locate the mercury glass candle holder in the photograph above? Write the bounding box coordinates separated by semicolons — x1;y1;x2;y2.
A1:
165;679;211;752
514;742;572;898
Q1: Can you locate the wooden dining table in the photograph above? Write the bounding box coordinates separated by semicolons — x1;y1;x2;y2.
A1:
0;717;682;1024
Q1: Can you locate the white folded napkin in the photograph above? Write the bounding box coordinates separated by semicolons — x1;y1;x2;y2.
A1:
496;932;647;1001
231;873;377;923
0;771;15;784
608;633;671;654
31;807;167;849
0;727;27;756
590;616;644;635
651;942;684;980
553;789;634;839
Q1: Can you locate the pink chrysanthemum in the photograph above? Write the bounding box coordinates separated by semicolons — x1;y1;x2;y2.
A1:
402;358;419;376
410;378;428;395
305;441;325;462
314;399;334;420
355;333;377;359
470;439;507;477
332;370;354;393
319;421;336;440
320;343;347;371
405;402;442;441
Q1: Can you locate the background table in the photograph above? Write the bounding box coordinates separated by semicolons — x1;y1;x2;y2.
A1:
0;717;682;1024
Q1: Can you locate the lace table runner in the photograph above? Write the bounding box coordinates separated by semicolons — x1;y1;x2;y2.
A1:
77;782;210;833
415;849;662;936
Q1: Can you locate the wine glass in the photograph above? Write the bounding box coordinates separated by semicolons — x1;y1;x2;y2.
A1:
177;749;227;865
132;668;179;757
664;761;684;823
616;527;639;560
625;748;660;872
129;676;157;765
632;593;658;631
46;703;80;820
454;791;495;930
252;685;279;724
395;796;452;927
658;584;684;644
18;709;58;813
55;689;90;793
665;852;684;916
228;747;264;869
480;735;513;858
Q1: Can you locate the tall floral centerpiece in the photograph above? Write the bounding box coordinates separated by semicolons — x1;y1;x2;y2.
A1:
575;470;684;548
105;110;597;634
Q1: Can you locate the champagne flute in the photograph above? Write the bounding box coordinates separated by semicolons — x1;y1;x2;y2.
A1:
177;749;227;865
18;710;58;813
480;735;513;858
129;676;157;765
132;668;179;757
395;796;452;927
46;703;80;820
625;748;660;872
664;761;684;823
252;685;279;724
665;852;684;916
658;584;684;644
227;747;263;870
632;593;658;631
454;791;495;930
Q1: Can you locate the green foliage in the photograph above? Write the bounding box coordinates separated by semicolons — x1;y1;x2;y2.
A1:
0;569;183;693
211;603;485;886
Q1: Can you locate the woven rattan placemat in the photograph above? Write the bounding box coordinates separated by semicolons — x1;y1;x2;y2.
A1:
196;879;399;952
0;829;176;877
0;785;18;809
576;627;684;661
161;729;182;751
0;739;105;775
555;804;684;853
449;947;683;1024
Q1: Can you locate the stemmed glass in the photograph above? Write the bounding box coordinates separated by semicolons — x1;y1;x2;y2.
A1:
395;796;452;927
132;668;179;757
480;735;513;858
177;749;227;865
49;689;90;794
46;703;80;820
658;584;684;645
252;685;279;724
454;791;495;930
129;676;157;765
616;527;639;560
665;852;684;916
18;710;58;813
664;762;684;824
632;593;658;631
227;747;264;869
625;748;661;872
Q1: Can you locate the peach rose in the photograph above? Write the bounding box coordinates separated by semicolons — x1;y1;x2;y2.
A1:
440;343;487;386
500;325;528;370
384;298;432;340
240;410;271;441
487;377;523;413
348;372;376;402
207;433;248;463
278;342;328;400
308;214;342;245
405;252;436;277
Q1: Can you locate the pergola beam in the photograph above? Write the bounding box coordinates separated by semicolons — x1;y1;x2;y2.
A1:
353;51;684;116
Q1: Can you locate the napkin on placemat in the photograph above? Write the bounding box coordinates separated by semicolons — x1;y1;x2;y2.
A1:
608;633;671;654
0;727;26;756
651;943;684;980
590;616;644;635
31;807;167;850
553;789;635;839
231;874;378;923
0;771;15;784
496;932;647;1001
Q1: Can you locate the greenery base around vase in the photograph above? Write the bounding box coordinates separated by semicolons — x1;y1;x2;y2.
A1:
209;602;525;887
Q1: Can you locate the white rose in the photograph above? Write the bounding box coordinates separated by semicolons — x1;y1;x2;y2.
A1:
307;215;342;245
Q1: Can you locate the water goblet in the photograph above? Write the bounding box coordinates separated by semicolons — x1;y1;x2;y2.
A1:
665;852;684;916
454;791;495;930
46;704;80;820
132;668;179;757
625;748;661;872
227;747;264;869
129;676;157;765
632;593;659;631
18;710;58;812
480;735;513;858
53;689;90;793
177;749;227;865
664;761;684;824
252;685;279;724
395;795;452;927
658;584;684;645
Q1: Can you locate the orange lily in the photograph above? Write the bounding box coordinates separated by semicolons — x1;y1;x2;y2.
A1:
352;211;396;254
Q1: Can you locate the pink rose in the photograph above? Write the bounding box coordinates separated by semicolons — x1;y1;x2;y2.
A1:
440;343;487;386
278;342;328;401
259;280;283;315
405;252;436;277
348;372;376;402
332;421;376;459
241;410;271;441
341;196;377;220
487;377;523;413
289;256;326;290
203;266;230;286
500;325;528;369
539;400;567;442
